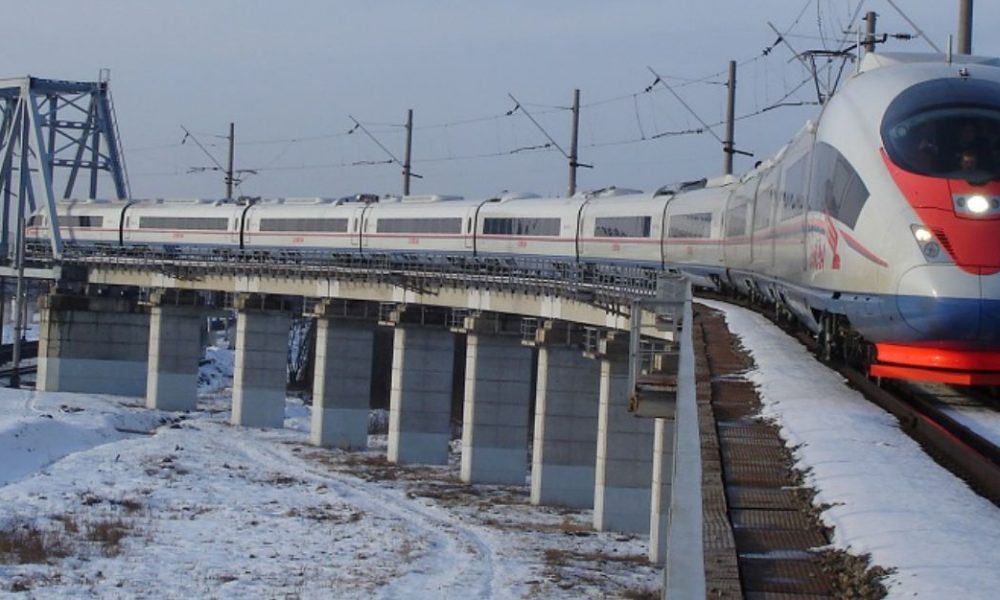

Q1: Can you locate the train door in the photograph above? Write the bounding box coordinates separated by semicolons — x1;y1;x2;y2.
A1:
659;195;674;269
722;180;754;271
772;137;812;281
358;204;374;250
464;206;475;250
750;166;779;272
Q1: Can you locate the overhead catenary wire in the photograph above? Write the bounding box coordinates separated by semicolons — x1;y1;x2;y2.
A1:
348;115;423;180
507;93;571;160
885;0;943;53
646;67;725;145
132;33;793;158
134;0;931;191
180;126;228;174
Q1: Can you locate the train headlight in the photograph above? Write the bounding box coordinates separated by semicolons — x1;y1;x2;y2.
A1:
912;226;933;242
954;193;1000;217
910;224;951;263
966;194;990;214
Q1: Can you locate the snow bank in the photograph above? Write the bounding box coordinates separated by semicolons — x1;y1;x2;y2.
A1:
701;299;1000;599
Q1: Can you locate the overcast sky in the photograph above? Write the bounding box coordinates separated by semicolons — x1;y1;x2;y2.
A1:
5;1;999;200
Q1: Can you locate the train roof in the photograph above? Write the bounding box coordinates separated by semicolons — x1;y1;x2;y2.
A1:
859;51;1000;74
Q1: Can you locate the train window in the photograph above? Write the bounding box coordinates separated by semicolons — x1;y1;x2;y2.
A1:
27;215;45;227
483;218;511;235
754;168;779;231
482;217;561;236
58;215;103;228
839;172;869;229
779;156;808;221
808;142;869;228
881;78;1000;182
725;204;748;238
667;212;712;238
726;180;755;238
259;218;348;232
594;216;651;237
138;216;230;230
375;218;463;234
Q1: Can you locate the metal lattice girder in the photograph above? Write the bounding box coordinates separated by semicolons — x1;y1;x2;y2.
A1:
0;75;130;261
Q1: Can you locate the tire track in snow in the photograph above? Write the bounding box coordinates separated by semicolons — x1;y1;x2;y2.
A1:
227;433;496;599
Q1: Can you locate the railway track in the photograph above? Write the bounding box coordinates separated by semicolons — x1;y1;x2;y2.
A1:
865;378;1000;505
698;292;1000;507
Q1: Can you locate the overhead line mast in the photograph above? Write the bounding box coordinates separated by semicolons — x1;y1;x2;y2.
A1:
958;0;973;54
722;61;736;176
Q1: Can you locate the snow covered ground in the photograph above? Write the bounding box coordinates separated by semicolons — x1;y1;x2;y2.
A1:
0;347;661;599
6;303;1000;598
701;299;1000;599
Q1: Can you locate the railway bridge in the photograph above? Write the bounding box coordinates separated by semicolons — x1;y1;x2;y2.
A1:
0;73;706;596
5;248;704;593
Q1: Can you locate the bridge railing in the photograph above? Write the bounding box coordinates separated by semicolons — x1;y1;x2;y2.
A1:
663;283;705;598
29;244;664;306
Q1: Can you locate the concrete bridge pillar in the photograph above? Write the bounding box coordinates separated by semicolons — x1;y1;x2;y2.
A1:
36;293;149;396
231;295;292;429
387;307;455;465
593;332;656;534
458;315;533;485
530;324;601;508
146;291;206;412
310;301;376;449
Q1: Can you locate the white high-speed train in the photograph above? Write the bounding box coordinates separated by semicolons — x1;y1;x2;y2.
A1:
27;52;1000;385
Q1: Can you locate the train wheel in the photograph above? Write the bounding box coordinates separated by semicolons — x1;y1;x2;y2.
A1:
818;313;833;362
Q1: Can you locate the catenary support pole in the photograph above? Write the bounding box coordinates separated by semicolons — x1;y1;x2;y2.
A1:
863;11;878;53
958;0;973;55
403;109;413;195
226;122;235;200
568;89;580;196
723;61;736;176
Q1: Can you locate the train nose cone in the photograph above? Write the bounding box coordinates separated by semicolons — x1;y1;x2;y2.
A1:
896;266;1000;342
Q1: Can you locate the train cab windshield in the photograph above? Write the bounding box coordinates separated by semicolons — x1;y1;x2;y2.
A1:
881;78;1000;183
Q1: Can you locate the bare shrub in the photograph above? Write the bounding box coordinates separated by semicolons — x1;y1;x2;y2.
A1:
85;516;132;557
0;521;70;564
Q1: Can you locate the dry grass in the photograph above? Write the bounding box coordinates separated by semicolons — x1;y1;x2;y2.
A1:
284;504;364;525
0;521;70;564
84;516;131;557
543;548;649;567
0;499;144;565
